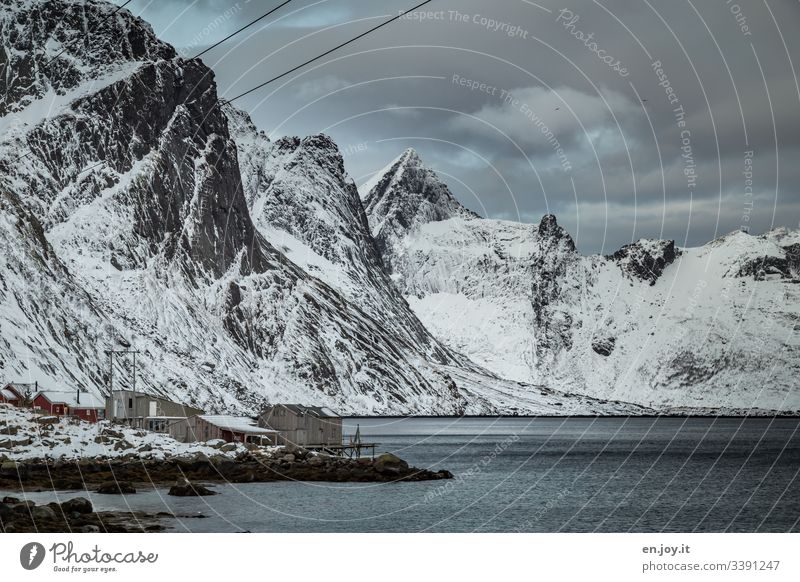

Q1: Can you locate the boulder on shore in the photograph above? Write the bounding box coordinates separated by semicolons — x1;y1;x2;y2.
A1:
61;497;93;514
0;460;27;476
31;505;57;521
168;478;217;497
0;502;14;522
373;453;409;475
96;480;136;495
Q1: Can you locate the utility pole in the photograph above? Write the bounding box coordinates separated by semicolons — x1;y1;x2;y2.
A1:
104;348;139;395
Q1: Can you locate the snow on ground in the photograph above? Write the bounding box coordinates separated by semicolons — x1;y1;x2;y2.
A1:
445;366;653;415
409;293;536;384
0;406;277;462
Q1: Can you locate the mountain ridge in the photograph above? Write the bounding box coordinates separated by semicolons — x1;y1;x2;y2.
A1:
363;148;800;412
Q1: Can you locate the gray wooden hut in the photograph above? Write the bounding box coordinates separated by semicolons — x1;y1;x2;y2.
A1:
258;404;342;447
168;415;279;444
105;390;204;432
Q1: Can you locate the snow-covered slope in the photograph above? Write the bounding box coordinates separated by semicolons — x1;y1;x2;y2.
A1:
225;109;457;365
576;231;800;411
364;150;800;412
0;190;119;391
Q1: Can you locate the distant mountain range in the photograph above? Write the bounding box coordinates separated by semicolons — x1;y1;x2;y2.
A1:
1;0;797;415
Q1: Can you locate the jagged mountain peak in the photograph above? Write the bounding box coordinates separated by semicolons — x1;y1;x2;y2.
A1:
271;133;339;154
0;0;174;116
364;147;468;210
363;148;479;254
609;238;677;285
274;133;349;184
536;213;561;236
535;213;576;253
395;146;422;166
363;147;422;187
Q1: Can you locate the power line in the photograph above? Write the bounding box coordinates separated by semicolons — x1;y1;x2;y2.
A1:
9;0;435;175
44;0;133;68
228;0;435;103
192;0;295;59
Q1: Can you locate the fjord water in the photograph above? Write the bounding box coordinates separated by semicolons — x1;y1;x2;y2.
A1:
13;417;800;532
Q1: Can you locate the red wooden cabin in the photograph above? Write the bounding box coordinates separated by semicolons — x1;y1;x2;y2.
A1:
32;390;105;422
0;383;24;406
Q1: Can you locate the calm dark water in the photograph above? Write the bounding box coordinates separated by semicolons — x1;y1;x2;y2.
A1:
7;417;800;532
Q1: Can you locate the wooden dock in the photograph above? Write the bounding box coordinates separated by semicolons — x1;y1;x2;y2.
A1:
304;442;378;458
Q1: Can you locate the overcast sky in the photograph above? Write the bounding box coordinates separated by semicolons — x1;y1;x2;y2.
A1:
115;0;800;253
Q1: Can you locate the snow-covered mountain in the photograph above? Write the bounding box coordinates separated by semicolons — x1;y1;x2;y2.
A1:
0;0;653;416
0;0;471;415
363;149;800;413
222;104;647;415
224;110;458;366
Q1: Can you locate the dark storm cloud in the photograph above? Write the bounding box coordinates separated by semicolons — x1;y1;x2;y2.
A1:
117;0;800;252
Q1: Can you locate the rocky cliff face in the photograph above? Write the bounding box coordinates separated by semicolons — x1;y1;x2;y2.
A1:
610;239;678;285
226;112;458;366
0;0;174;117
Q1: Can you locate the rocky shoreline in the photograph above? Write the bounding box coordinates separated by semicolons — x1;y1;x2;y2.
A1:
1;448;452;491
0;495;176;533
1;409;453;532
0;448;452;532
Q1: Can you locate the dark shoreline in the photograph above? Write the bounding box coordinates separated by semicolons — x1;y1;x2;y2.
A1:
0;450;451;491
0;450;452;533
345;414;800;419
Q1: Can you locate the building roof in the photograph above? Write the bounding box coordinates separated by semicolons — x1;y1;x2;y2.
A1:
1;388;18;400
2;383;33;397
110;390;203;409
35;391;105;409
271;404;340;418
110;389;150;397
110;390;172;402
197;415;278;435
